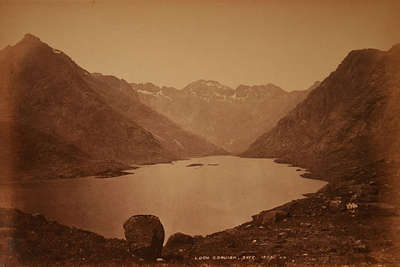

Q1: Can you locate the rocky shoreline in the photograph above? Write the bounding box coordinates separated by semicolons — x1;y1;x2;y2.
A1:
1;160;399;266
0;208;135;266
161;163;400;266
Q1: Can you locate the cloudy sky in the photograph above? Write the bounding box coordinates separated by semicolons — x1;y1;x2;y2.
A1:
1;0;399;91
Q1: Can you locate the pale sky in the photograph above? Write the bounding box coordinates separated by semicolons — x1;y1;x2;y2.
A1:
1;0;399;91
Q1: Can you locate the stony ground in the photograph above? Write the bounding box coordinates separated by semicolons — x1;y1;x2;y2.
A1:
162;161;400;266
0;208;138;266
164;187;400;265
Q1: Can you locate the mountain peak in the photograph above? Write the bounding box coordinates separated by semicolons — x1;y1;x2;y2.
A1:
235;83;286;98
187;79;230;89
12;33;48;51
22;33;42;43
236;83;282;89
130;82;162;94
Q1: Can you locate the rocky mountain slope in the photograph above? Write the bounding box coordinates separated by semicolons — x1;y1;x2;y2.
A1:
243;44;400;184
131;80;317;153
0;34;223;180
88;74;225;159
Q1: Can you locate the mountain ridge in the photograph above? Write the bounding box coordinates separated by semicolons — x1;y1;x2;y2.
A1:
132;80;316;153
242;44;400;185
0;34;224;180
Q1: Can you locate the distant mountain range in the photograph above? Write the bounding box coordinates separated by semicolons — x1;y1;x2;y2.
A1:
0;34;223;179
243;44;400;183
131;80;318;153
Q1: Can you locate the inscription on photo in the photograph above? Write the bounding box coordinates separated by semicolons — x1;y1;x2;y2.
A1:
194;255;285;261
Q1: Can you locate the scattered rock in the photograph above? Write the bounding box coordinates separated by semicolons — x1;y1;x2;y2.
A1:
123;215;165;260
329;200;343;211
252;209;288;226
346;202;358;213
278;232;288;239
353;240;369;253
345;184;378;202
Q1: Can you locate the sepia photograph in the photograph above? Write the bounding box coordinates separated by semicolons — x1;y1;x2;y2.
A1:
0;0;399;266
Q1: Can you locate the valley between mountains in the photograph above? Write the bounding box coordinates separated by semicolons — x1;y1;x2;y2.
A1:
131;79;318;153
0;35;399;265
0;34;313;180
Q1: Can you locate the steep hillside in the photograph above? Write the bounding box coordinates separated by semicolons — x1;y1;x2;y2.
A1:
131;80;315;153
86;74;225;158
0;34;219;179
243;45;400;183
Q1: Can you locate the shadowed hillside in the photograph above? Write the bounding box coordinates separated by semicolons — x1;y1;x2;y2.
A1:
243;44;400;185
0;34;224;180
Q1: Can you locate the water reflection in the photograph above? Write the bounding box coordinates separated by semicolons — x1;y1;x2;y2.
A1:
0;156;327;239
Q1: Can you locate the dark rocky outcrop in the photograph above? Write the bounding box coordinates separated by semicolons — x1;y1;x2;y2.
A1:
165;232;194;248
123;215;165;260
252;209;288;226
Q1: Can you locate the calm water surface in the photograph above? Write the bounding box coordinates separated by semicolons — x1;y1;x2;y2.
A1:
0;156;326;239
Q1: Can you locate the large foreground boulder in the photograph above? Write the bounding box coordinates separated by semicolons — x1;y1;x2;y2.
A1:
123;215;165;260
